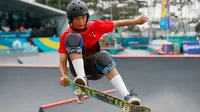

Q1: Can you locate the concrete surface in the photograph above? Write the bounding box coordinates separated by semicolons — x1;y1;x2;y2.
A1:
0;58;200;112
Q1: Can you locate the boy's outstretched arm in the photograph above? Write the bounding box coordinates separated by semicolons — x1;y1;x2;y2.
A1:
113;15;148;28
59;53;69;86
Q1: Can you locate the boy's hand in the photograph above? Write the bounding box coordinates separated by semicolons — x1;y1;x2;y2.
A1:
136;15;148;24
59;76;69;87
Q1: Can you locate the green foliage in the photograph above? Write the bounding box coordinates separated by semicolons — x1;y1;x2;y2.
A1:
195;22;200;33
36;0;147;32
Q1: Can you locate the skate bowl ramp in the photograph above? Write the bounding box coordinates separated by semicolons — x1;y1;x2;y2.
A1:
0;57;200;112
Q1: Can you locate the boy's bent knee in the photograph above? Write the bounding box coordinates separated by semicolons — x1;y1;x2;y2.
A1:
94;51;116;74
65;33;84;54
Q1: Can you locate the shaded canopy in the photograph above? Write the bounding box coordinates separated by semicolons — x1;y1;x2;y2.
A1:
0;0;66;19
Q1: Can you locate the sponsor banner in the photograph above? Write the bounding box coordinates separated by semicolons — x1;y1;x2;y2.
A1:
0;31;31;38
182;41;200;54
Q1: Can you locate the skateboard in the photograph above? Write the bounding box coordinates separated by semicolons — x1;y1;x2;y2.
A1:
64;77;150;112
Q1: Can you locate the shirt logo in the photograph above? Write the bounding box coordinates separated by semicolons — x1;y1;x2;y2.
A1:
92;30;96;37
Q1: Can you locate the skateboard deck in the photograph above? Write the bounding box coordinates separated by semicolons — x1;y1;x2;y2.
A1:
64;77;150;112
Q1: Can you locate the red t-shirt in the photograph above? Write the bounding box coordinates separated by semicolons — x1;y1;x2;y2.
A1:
58;20;114;53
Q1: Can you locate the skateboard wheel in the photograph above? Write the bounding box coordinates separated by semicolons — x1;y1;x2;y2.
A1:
122;106;130;112
77;98;83;104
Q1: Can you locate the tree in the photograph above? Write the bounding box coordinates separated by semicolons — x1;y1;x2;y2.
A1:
171;0;194;35
36;0;70;10
148;0;160;38
100;0;147;31
195;22;200;33
36;0;147;32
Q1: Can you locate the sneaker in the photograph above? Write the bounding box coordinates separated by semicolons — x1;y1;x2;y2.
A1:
74;76;88;87
124;88;141;105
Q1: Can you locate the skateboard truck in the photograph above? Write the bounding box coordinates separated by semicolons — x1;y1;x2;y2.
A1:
74;87;85;104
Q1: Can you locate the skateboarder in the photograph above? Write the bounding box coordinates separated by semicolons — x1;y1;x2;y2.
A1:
59;0;148;105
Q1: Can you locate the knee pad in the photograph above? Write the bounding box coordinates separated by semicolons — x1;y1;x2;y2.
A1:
94;51;116;74
65;33;83;54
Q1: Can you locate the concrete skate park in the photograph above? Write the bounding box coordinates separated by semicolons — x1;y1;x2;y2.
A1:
0;0;200;112
0;53;200;112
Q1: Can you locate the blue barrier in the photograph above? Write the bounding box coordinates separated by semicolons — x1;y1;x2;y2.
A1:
0;31;31;49
0;34;198;54
182;41;200;54
32;37;59;52
0;39;13;48
121;38;149;47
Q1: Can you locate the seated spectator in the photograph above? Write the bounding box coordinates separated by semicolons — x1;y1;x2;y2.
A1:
2;22;10;32
159;35;164;40
0;12;58;37
19;25;26;32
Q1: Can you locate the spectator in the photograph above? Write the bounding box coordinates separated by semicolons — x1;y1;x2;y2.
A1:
19;25;26;32
159;35;164;40
2;22;10;32
0;12;58;37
